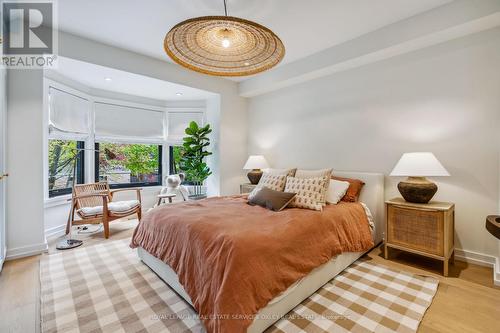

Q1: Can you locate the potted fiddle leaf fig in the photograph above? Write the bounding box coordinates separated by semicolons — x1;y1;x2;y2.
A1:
179;121;212;199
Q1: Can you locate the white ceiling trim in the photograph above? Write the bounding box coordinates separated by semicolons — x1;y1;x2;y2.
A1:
239;0;500;97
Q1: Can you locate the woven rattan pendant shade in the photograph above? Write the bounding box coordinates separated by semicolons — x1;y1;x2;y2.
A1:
164;16;285;76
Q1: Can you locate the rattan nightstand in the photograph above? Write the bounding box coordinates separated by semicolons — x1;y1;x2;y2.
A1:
384;197;455;276
240;183;257;194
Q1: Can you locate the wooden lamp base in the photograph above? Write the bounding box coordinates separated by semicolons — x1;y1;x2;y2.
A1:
247;169;263;184
398;176;438;204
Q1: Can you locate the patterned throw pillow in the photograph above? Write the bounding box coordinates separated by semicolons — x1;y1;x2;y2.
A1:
248;174;287;200
284;176;329;211
294;168;332;205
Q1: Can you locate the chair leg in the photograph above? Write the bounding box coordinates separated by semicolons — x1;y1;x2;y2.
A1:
103;219;110;239
65;219;71;235
137;209;142;221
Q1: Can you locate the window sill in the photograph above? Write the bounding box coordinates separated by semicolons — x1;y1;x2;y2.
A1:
44;194;71;208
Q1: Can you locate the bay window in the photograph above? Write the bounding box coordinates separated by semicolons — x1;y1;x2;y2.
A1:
93;102;165;188
47;86;90;198
46;81;207;199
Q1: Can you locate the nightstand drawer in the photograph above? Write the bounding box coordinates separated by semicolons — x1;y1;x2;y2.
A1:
387;205;444;256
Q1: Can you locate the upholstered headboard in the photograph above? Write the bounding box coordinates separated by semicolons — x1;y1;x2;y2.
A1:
334;171;385;245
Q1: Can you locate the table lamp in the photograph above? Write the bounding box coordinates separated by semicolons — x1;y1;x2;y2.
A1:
390;152;449;203
243;155;269;184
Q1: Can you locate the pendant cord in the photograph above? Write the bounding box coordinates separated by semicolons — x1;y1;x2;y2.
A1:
223;0;228;16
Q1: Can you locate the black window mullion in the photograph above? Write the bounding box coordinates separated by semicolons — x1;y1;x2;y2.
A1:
76;141;85;185
94;142;100;183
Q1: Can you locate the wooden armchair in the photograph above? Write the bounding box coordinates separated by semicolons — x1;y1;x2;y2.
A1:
66;182;142;239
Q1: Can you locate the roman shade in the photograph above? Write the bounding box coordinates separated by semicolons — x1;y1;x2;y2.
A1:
49;87;90;135
94;102;164;143
167;111;204;143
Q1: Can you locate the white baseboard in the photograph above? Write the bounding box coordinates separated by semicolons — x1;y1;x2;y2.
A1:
495;257;500;286
454;248;496;267
454;248;499;286
45;224;66;241
0;246;5;270
6;242;48;260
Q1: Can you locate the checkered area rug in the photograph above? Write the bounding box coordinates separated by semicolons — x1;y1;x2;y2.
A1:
41;240;438;333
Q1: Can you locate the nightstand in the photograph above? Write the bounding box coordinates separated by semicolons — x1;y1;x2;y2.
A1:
240;183;257;194
385;197;455;276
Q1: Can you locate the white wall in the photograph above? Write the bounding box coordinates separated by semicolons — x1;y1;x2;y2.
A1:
248;28;500;258
206;95;222;197
6;70;47;258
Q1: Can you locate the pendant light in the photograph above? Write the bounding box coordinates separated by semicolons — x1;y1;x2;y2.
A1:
164;0;285;76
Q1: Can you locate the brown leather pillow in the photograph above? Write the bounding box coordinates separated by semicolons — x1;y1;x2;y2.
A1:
248;186;296;212
331;176;365;202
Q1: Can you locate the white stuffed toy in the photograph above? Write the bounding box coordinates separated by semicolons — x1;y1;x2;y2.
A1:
160;173;189;201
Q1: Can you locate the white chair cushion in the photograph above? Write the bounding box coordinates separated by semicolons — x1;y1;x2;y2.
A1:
109;200;140;212
78;200;140;216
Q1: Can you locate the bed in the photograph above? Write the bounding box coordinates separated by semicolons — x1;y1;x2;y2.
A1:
131;171;384;333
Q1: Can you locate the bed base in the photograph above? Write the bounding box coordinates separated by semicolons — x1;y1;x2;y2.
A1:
138;247;370;333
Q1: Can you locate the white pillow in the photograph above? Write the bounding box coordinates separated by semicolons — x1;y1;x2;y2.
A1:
326;179;350;204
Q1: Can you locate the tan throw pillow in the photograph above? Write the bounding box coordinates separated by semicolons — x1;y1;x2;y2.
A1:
294;168;332;204
248;187;296;212
263;168;297;177
248;174;287;200
284;176;329;211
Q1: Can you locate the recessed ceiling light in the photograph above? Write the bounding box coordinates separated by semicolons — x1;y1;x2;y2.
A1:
244;62;250;66
104;77;112;81
176;92;183;96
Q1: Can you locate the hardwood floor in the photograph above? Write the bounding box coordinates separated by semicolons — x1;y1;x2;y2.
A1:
367;247;500;333
1;220;499;333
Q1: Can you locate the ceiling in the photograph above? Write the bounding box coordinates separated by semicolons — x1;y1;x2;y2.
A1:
58;0;452;79
49;57;216;101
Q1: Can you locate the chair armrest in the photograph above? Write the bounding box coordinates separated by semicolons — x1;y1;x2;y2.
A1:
109;188;142;204
110;188;143;194
67;193;109;201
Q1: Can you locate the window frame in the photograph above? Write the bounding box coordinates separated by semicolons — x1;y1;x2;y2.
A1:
94;142;163;189
168;145;199;185
48;140;85;198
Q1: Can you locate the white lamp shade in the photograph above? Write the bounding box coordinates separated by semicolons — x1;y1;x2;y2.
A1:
390;152;450;177
243;155;269;170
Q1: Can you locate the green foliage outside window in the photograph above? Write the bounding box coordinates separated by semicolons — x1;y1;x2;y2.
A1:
48;140;79;192
171;146;182;175
98;143;160;183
